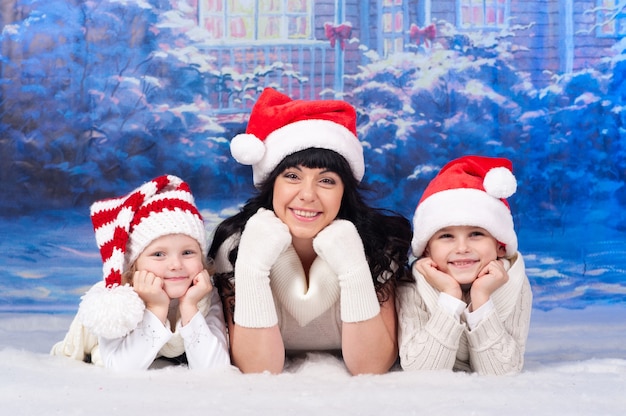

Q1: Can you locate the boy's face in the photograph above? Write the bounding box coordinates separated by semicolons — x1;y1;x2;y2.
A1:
424;226;506;286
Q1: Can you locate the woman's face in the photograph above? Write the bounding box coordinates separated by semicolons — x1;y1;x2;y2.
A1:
272;165;344;242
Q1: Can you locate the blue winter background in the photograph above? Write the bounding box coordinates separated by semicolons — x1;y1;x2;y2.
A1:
1;0;626;316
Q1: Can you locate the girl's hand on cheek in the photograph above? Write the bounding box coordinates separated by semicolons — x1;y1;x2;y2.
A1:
133;270;169;323
179;270;212;326
415;257;462;299
180;269;212;307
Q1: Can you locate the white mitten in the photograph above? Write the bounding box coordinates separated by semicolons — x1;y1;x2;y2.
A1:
234;208;292;327
313;220;380;322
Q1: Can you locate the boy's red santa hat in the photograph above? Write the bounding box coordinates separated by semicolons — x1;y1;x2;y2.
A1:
412;155;518;258
78;175;207;339
230;87;365;186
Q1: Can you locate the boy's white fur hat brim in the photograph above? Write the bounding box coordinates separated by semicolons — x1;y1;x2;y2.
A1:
412;187;518;258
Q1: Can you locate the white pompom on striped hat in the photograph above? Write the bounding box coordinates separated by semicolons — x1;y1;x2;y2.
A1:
78;174;207;339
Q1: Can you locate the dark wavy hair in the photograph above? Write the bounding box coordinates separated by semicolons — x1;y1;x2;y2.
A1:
209;148;412;304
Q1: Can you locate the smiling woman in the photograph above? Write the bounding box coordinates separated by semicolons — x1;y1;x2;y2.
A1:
208;88;413;376
271;165;344;245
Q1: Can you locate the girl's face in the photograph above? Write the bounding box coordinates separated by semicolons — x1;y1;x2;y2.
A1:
272;165;344;242
134;234;204;299
425;226;506;285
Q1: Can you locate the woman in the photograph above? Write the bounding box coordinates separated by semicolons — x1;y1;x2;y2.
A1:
209;88;412;375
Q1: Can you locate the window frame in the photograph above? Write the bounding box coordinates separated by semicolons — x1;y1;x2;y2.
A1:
595;0;626;38
379;0;409;57
198;0;313;42
456;0;510;31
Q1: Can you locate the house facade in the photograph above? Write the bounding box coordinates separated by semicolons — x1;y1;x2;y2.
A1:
192;1;623;113
428;0;622;85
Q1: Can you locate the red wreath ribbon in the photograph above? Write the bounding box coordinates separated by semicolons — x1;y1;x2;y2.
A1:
409;23;436;46
324;22;352;50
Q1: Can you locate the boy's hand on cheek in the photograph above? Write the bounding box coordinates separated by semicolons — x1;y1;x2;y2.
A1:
133;270;169;323
471;260;509;308
415;257;462;299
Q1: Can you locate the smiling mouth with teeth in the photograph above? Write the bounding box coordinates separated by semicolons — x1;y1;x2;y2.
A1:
450;260;477;266
293;209;318;218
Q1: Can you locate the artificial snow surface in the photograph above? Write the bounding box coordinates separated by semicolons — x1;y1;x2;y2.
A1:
1;305;625;415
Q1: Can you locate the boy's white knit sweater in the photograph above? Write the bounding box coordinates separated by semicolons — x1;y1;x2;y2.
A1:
396;253;532;375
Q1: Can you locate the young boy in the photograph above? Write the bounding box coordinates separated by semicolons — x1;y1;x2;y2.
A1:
396;155;532;375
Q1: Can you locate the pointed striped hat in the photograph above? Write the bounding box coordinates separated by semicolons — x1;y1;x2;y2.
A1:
90;174;207;287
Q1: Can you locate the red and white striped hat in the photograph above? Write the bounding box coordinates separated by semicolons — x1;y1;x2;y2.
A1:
78;175;207;338
90;174;207;287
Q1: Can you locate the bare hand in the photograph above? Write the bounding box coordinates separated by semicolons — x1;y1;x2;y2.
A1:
470;260;509;309
179;269;213;308
178;269;213;326
414;257;462;299
133;270;170;323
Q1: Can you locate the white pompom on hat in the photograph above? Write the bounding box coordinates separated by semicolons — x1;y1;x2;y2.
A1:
411;155;518;258
230;87;365;187
77;175;207;339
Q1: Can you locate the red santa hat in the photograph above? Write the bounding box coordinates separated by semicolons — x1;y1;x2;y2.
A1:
77;174;207;339
412;155;518;258
229;87;365;186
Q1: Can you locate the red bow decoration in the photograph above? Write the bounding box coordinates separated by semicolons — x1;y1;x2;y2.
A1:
324;22;352;50
409;23;436;47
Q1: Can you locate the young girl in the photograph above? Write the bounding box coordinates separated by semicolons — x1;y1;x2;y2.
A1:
396;156;533;375
209;88;412;375
51;175;230;371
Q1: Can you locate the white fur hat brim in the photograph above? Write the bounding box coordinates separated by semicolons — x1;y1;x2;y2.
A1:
231;118;364;187
411;188;518;258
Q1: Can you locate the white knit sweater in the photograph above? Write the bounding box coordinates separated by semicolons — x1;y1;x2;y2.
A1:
396;253;533;375
215;235;346;353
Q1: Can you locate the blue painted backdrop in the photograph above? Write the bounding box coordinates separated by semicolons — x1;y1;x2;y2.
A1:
1;0;625;313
